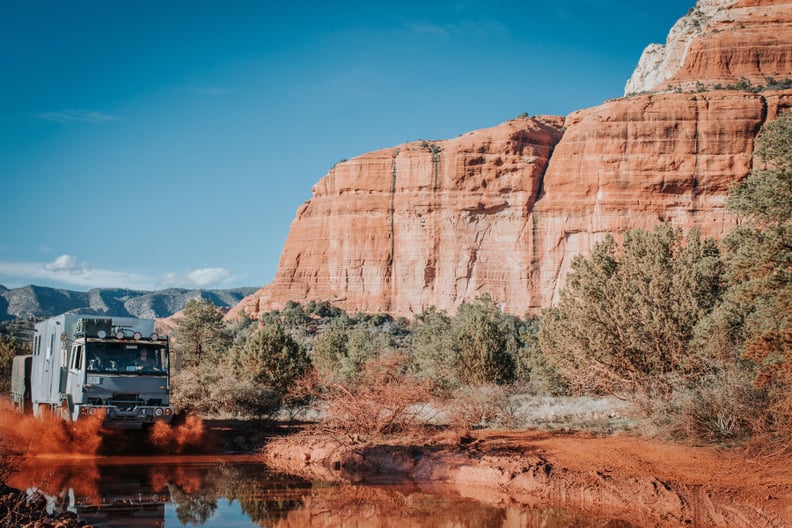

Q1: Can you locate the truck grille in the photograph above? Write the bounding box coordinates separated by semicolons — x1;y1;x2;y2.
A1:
111;393;143;411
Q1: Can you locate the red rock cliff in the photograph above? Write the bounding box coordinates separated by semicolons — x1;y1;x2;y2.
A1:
531;91;791;308
235;117;564;317
232;0;792;320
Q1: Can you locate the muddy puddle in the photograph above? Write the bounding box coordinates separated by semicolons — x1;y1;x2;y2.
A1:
8;455;629;527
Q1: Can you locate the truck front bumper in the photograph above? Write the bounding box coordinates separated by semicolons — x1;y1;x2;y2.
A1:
76;404;175;429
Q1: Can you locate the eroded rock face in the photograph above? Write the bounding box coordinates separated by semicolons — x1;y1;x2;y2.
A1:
233;93;791;318
531;91;791;308
233;117;564;318
231;1;792;320
625;0;736;96
626;0;792;95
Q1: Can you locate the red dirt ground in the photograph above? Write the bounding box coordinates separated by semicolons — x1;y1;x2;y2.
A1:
263;430;792;528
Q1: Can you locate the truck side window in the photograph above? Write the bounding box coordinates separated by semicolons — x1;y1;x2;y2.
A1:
72;345;83;369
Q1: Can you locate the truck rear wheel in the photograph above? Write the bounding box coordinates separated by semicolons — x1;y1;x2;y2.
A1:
60;399;72;422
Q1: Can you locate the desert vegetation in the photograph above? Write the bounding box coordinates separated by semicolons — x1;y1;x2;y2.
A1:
541;111;792;449
165;111;792;454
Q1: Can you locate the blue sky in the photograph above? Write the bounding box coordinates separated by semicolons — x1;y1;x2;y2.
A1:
0;0;693;292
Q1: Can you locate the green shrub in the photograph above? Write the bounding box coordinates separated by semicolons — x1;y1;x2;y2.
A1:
718;111;792;446
170;363;279;418
649;366;767;444
237;323;310;399
512;316;567;395
409;307;458;392
0;335;27;395
540;225;724;396
452;296;516;386
311;325;388;383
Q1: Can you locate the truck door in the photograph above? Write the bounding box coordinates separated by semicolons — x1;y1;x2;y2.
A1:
41;333;56;400
65;344;85;407
59;342;70;393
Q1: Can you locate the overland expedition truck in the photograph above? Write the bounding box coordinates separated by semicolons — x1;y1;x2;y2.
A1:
11;314;174;429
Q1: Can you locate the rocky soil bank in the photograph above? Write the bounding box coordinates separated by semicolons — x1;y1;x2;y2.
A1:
263;430;792;528
0;484;93;528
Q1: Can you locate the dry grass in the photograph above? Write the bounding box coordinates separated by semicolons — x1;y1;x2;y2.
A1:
443;385;510;432
438;387;632;434
641;367;778;447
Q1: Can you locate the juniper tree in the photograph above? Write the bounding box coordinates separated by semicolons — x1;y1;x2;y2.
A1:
540;225;723;395
452;295;516;386
723;111;792;392
238;322;310;399
410;307;457;392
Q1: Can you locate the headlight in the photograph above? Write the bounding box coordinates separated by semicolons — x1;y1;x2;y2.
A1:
154;408;164;417
89;407;97;415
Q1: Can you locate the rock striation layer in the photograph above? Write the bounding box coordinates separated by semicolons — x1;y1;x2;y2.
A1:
531;91;791;308
236;118;564;317
232;0;792;319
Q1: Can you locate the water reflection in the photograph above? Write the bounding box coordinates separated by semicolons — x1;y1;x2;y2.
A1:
9;457;628;527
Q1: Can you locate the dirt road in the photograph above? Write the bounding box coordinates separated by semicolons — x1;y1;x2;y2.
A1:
263;430;792;527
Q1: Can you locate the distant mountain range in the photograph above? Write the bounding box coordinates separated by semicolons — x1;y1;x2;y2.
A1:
0;284;256;322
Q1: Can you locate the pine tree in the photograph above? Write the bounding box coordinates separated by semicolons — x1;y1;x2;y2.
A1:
173;299;231;367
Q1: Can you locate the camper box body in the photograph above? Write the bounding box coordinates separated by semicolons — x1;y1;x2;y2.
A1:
29;314;173;428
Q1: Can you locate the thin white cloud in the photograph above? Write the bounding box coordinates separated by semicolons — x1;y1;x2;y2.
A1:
0;255;237;291
405;18;505;41
185;267;232;287
34;109;121;124
0;255;154;290
160;267;234;289
44;254;85;273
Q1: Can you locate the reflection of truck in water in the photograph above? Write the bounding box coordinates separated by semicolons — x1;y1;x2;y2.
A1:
72;494;166;528
18;464;169;528
69;465;169;528
10;314;174;429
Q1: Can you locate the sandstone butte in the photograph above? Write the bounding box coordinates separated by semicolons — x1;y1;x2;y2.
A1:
230;0;792;321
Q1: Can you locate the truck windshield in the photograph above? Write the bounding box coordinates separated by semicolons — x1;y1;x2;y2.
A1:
85;342;168;375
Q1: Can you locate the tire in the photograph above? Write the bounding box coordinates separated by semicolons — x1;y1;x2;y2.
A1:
60;399;72;422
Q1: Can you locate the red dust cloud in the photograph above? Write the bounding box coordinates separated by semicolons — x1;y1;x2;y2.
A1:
148;415;205;453
0;400;206;457
0;400;104;456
